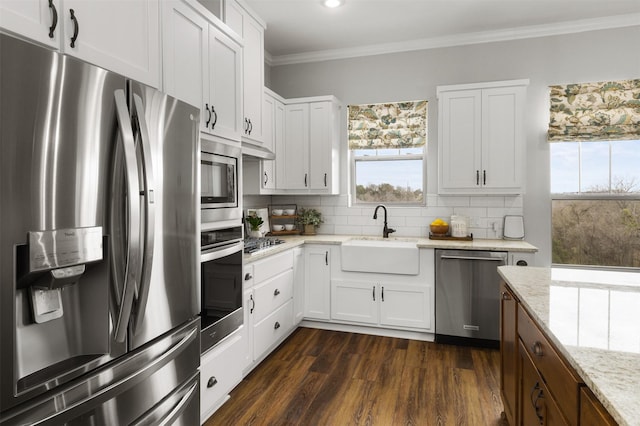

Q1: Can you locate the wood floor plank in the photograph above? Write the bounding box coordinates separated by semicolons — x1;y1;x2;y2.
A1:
206;328;506;426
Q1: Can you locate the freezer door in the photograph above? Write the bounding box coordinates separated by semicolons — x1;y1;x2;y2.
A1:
0;319;200;426
126;82;200;350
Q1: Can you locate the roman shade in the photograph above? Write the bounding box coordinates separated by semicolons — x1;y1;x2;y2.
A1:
548;79;640;142
348;100;427;149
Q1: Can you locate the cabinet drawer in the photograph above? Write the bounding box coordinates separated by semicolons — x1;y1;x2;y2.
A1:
253;269;293;323
253;250;293;283
200;331;246;420
519;340;569;426
518;305;581;426
253;300;293;360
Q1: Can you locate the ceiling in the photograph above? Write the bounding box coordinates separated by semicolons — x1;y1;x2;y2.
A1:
243;0;640;65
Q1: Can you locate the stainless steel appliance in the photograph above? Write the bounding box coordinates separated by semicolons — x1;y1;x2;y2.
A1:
435;249;507;347
1;34;200;424
201;139;242;226
200;227;244;353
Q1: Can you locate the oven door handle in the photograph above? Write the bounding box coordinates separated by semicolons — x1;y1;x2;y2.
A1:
201;241;243;262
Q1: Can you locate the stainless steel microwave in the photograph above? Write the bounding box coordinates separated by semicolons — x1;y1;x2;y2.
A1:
201;139;241;224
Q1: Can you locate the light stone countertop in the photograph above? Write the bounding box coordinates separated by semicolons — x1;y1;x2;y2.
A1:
243;234;537;263
498;266;640;426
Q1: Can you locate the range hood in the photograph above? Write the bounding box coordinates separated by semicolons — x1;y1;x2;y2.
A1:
242;142;275;160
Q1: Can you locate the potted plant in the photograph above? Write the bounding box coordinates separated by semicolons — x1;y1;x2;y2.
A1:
245;213;264;237
297;208;323;235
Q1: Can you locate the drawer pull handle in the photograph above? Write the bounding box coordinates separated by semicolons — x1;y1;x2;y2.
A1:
532;341;543;356
250;294;255;314
207;376;218;388
245;273;253;281
274;321;281;330
501;291;511;300
274;288;280;296
530;382;544;424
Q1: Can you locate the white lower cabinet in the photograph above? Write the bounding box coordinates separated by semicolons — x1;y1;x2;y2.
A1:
331;281;431;330
200;330;246;423
293;247;305;324
244;250;296;372
304;245;333;320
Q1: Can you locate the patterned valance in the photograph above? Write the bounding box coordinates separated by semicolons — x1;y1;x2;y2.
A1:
548;79;640;142
348;101;427;149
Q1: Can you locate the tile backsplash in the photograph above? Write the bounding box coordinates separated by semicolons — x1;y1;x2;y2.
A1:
244;194;524;239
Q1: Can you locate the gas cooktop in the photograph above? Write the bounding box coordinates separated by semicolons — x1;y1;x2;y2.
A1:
244;237;286;255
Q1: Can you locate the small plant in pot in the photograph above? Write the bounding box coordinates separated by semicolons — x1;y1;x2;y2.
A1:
245;213;264;237
297;208;323;235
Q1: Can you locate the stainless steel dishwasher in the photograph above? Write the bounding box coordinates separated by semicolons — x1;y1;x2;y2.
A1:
435;249;507;347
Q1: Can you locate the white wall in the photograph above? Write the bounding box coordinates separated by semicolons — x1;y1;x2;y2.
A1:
258;26;640;266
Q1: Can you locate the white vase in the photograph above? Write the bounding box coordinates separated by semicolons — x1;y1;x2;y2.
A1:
248;229;262;238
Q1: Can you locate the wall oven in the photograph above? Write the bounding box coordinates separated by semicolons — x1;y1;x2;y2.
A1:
200;226;244;353
201;139;242;225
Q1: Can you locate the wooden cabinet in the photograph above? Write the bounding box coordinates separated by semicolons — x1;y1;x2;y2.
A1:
162;0;242;141
500;281;617;425
518;340;569;426
580;387;617;426
500;281;518;426
222;0;265;144
437;80;528;195
1;0;160;87
200;330;246;423
278;98;341;193
304;245;332;320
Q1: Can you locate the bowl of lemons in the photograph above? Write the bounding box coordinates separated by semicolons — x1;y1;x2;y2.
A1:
430;218;449;236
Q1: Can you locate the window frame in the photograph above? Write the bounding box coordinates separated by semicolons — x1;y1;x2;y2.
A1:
550;140;640;271
349;147;427;206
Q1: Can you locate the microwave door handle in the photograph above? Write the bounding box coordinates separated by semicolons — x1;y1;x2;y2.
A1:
201;241;243;262
130;93;156;336
112;89;142;343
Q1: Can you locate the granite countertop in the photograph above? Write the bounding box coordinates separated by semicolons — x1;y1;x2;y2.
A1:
498;266;640;426
243;234;538;263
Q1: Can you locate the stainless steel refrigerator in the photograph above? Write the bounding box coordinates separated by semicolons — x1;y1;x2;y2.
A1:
0;33;201;424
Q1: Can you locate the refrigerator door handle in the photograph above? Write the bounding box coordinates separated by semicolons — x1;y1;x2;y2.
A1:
130;93;156;336
112;89;142;343
130;374;199;426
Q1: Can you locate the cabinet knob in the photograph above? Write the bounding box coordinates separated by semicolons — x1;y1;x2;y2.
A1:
501;291;512;300
532;341;543;357
274;321;281;330
207;376;218;388
274;288;280;296
245;273;253;281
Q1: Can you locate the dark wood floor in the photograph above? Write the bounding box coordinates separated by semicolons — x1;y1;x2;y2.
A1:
204;327;507;426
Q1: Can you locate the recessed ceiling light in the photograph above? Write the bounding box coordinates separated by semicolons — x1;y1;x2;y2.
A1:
324;0;343;8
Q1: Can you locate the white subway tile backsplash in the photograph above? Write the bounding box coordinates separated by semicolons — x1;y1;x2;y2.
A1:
245;192;525;240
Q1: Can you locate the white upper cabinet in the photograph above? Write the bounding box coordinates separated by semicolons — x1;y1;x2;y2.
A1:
162;0;242;141
222;0;265;144
0;0;60;49
437;79;528;195
1;0;160;88
278;97;341;194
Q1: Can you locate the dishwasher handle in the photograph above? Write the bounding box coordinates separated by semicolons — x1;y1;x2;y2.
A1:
440;255;505;262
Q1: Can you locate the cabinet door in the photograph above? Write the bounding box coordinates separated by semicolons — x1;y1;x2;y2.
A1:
500;282;518;426
580;387;617;426
62;0;160;87
439;89;482;192
309;101;331;190
281;103;310;190
481;86;524;191
379;283;431;330
241;14;264;143
161;0;207;111
331;280;378;324
208;24;242;142
0;0;59;48
304;246;331;320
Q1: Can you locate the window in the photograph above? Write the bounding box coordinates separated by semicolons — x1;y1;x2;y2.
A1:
549;79;640;269
348;101;427;204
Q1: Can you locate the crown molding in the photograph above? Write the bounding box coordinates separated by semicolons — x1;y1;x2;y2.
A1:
265;13;640;67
